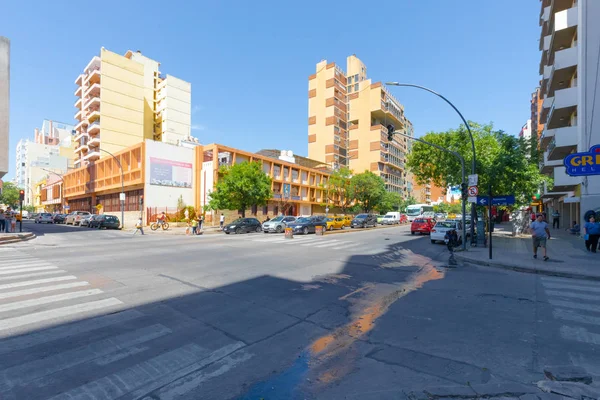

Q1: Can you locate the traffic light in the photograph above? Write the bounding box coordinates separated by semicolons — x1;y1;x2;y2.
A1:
532;193;541;201
19;190;24;202
387;124;395;141
461;183;468;198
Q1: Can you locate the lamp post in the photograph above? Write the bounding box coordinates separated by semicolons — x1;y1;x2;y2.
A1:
98;149;125;228
385;82;477;244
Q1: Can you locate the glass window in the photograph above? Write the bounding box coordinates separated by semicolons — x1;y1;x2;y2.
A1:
354;83;359;91
348;76;352;84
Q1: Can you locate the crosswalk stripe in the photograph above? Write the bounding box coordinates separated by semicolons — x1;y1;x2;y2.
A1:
0;261;53;270
0;266;58;276
542;282;600;294
314;240;343;248
0;309;144;355
0;289;103;314
282;237;322;245
541;276;600;288
47;343;211;400
546;290;600;302
560;325;600;346
553;308;600;326
0;270;66;282
332;242;361;250
0;276;77;291
0;297;122;333
548;299;600;312
0;323;171;389
0;281;90;300
0;257;36;262
301;239;336;247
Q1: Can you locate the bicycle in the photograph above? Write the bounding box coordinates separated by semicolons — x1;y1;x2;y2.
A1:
150;220;169;231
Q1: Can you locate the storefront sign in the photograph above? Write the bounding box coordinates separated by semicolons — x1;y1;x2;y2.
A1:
149;157;193;188
564;145;600;176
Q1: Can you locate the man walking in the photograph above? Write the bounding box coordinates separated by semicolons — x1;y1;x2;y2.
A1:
530;213;551;261
133;217;144;235
220;213;225;230
552;209;560;229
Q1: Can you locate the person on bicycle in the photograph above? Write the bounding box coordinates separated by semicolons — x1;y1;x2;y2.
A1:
158;212;167;226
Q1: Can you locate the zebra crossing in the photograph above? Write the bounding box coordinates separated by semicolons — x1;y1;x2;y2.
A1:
238;234;387;254
541;276;600;375
0;249;253;399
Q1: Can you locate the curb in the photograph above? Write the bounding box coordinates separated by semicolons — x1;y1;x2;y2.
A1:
455;254;600;282
0;232;36;245
324;224;409;236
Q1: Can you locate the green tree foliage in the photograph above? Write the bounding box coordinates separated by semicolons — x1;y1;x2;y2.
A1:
375;191;402;214
406;122;547;206
207;161;272;217
323;167;354;213
350;171;386;212
1;182;21;209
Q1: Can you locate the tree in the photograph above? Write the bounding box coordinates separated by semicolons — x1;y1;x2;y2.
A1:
323;167;354;213
375;191;402;214
1;182;21;209
207;161;272;217
406;122;547;206
350;171;386;212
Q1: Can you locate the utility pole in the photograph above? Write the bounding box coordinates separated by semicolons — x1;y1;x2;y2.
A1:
488;182;493;260
19;189;24;233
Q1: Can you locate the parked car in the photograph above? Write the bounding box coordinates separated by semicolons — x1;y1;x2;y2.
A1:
382;212;401;225
376;215;386;224
351;214;378;228
79;214;95;227
341;215;353;227
35;213;54;224
88;214;121;229
65;211;91;226
430;220;464;244
262;216;296;233
286;216;327;235
223;218;262;234
30;213;39;220
52;214;66;224
326;216;345;231
411;218;435;235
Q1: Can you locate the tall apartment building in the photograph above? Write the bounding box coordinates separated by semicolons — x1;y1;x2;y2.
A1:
73;48;191;167
537;0;600;225
308;55;412;197
15;120;74;205
0;37;9;179
530;87;545;140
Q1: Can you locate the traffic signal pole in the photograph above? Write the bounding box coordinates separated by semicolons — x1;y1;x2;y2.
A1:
19;189;24;233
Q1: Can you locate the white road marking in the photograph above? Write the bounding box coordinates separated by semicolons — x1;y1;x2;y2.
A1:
0;297;122;332
332;242;362;250
301;239;336;247
0;281;90;300
548;299;600;313
0;266;58;275
0;323;171;390
546;290;600;302
0;276;77;291
0;270;66;282
0;309;144;355
553;308;600;326
542;276;600;287
282;237;323;245
313;240;344;248
542;282;600;294
560;325;600;346
0;261;52;270
0;289;103;314
94;345;149;366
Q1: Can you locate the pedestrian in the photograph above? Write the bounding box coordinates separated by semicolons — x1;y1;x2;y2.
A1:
191;218;198;235
133;217;144;235
10;213;16;232
220;213;225;230
184;208;189;223
584;214;600;253
552;210;560;229
4;208;12;233
0;209;5;233
530;213;551;261
199;214;204;231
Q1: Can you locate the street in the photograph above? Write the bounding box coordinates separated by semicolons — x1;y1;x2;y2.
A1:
0;221;598;399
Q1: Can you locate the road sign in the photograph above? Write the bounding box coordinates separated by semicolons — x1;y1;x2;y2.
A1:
119;192;126;201
476;195;516;206
467;186;478;196
64;205;70;210
467;196;477;203
468;174;478;186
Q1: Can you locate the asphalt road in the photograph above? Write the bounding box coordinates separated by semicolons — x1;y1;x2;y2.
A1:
0;220;598;399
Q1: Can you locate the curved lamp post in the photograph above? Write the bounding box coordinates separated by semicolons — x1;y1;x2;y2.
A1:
385;82;477;243
98;149;125;228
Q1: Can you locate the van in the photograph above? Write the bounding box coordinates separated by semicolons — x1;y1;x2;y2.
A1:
382;212;401;225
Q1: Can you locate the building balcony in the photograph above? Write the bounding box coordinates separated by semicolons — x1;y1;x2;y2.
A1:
542;5;550;22
74;131;88;142
84;83;101;98
83;150;100;162
547;125;578;161
88;120;100;135
74;86;82;97
553;166;579;192
540;149;564;174
546;86;577;129
84;96;100;110
540;95;554;121
88;136;100;147
74;119;88;132
547;47;577;96
84;68;101;85
84;56;101;75
75;143;89;153
75;74;84;86
87;110;101;123
74;97;82;109
550;6;578;53
74;110;82;120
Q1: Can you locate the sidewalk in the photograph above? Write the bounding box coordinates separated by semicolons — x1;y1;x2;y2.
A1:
455;223;600;280
0;231;36;244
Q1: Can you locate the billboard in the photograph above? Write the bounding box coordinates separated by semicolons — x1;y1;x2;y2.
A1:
564;145;600;176
149;157;192;188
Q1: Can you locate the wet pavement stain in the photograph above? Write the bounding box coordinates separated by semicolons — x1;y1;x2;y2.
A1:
238;251;445;399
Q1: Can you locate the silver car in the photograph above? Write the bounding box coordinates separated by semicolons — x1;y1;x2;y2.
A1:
262;216;296;233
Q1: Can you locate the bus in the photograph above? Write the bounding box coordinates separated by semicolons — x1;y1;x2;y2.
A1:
406;204;434;222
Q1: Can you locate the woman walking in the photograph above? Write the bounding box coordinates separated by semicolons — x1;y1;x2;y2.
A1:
584;214;600;253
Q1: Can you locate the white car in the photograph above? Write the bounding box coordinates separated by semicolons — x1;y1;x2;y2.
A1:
382;215;400;225
35;213;54;224
430;220;463;244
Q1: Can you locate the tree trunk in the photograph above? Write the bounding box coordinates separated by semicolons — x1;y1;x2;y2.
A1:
240;207;246;218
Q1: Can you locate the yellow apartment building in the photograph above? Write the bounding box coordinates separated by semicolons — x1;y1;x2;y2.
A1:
308;55;413;197
73;48;191;168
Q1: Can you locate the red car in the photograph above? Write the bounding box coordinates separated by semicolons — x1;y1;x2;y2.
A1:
411;218;435;235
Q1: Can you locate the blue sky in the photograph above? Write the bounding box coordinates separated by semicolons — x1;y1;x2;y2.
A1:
2;0;541;179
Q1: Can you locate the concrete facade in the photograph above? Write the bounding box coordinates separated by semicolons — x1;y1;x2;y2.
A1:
0;37;9;178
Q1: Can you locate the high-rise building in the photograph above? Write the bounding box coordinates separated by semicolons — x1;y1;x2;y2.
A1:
73;48;191;167
519;120;533;141
308;55;412;197
0;37;9;179
530;87;545;139
15;120;74;205
537;0;600;226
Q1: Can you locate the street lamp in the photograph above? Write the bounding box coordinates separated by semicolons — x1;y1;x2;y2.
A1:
98;148;125;228
385;82;477;243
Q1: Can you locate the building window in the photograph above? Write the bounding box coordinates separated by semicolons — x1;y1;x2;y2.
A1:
354;83;359;91
348;76;353;84
347;85;352;93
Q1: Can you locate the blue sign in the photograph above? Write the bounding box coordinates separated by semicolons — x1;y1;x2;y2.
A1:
564;145;600;176
476;195;515;206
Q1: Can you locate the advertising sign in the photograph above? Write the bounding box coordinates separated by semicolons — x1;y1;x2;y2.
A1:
564;145;600;176
149;157;193;188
